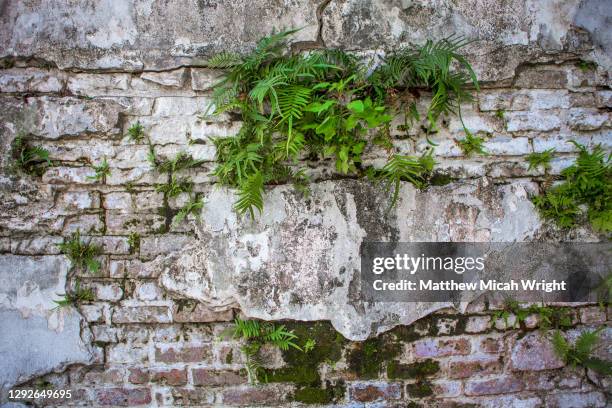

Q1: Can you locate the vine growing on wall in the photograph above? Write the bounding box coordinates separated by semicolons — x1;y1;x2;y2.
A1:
207;29;479;217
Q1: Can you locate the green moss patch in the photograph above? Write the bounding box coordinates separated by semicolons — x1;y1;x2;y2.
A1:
387;359;440;379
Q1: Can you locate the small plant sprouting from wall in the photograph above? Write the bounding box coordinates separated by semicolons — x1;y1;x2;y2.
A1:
532;142;611;232
228;318;304;384
551;328;611;375
126;121;145;142
53;279;94;310
58;230;102;274
207;29;479;218
172;193;204;226
526;148;555;171
128;232;141;254
456;132;488;157
87;157;110;183
10;134;52;176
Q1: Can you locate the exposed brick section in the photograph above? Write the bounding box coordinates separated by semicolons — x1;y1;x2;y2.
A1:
510;332;565;371
173;302;234;323
95;388;152;406
155;345;212;363
128;368;150;385
192;369;246;386
221;386;286;405
349;382;401;402
465;375;524;396
151;368;188;386
448;356;503;379
112;305;171;323
413;338;471;358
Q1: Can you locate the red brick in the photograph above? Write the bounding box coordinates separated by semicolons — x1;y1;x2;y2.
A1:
192;369;246;386
155;345;211;363
413;338;470;358
579;306;606;325
222;387;285;405
171;388;215;405
510;332;564;371
151;368;188;386
465;375;524;396
479;337;502;353
349;382;401;402
95;388;151;406
128;368;150;384
448;356;503;379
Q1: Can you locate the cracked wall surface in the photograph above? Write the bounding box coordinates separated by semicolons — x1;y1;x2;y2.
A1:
0;0;611;406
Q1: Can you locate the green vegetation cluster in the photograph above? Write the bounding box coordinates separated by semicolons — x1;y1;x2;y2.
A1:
208;29;479;217
532;142;611;232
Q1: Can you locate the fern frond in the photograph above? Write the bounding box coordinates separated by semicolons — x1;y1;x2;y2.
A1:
207;51;243;68
234;171;264;218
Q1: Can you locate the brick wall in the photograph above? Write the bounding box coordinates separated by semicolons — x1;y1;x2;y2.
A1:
1;60;610;407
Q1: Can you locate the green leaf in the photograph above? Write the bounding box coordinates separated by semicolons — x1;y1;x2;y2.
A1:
234;171;264;218
347;99;364;113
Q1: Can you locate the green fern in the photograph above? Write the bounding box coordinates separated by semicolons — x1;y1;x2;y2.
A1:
234;171;264;218
533;142;610;232
457;133;487;157
230;318;303;384
373;153;435;208
552;328;611;375
526;148;555;171
173;193;204;226
11;135;52;175
57;230;101;274
207;29;478;216
127;232;140;254
156;175;193;198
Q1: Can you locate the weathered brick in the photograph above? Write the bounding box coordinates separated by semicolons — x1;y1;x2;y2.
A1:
448;356;502;379
94;282;124;301
112;305;171;323
151;368;188;386
10;236;63;254
413;338;470;358
153;96;211;117
514;68;567;89
465;375;524;396
56;191;100;211
109;259;158;279
192;369;246;386
171;388;215;405
133;282;164;301
140;68;186;88
484;136;530;156
42;166;97;184
190;68;222;91
579;306;606;324
505;111;562;132
465;316;491;333
173;302;234;323
95;387;151;406
107;343;148;364
0;68;65;93
90;236;130;255
430;380;462;398
510;332;564;371
105;211;166;235
140;234;196;258
347;382;401;403
128;368;150;384
545;391;606;408
67;73;131;96
478;337;503;353
568;108;609;131
155;344;212;363
221;386;286;405
80;303;105;323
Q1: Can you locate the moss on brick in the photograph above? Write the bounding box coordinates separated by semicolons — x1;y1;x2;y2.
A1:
387;359;440;379
406;380;433;398
292;381;346;404
264;321;346;385
347;335;402;379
